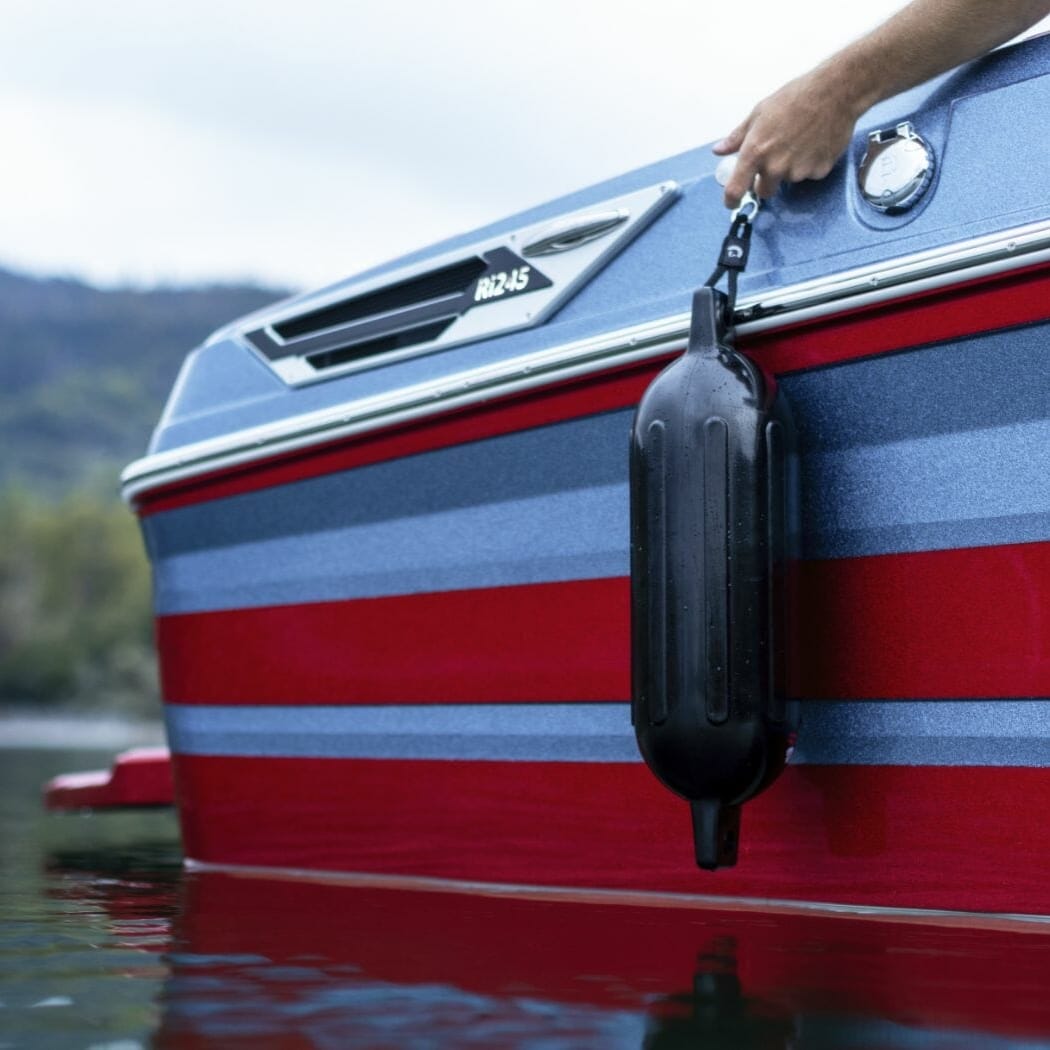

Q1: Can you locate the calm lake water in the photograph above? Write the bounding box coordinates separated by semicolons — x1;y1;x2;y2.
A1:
5;744;1050;1049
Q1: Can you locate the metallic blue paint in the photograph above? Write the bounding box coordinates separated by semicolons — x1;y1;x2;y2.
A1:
152;484;627;614
144;320;1050;614
164;700;1050;768
147;37;1050;455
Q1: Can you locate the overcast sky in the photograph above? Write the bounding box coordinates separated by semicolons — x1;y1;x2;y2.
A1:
2;2;1047;292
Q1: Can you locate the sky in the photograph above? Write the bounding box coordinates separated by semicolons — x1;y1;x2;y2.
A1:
2;1;1048;292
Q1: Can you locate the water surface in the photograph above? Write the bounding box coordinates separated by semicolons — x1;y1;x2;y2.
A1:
4;746;1050;1048
0;748;179;1048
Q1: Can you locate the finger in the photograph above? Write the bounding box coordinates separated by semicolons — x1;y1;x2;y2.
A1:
712;120;748;156
723;161;758;208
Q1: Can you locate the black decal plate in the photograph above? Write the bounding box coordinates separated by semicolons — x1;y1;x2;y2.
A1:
468;247;552;309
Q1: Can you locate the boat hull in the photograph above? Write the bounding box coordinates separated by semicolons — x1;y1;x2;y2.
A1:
138;259;1050;916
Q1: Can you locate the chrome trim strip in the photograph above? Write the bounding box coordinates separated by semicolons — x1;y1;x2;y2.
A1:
122;219;1050;502
738;218;1050;328
184;858;1050;930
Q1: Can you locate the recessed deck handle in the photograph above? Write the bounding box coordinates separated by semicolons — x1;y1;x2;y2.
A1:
522;210;630;257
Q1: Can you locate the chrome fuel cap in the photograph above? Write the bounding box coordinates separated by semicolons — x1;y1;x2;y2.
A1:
858;121;935;213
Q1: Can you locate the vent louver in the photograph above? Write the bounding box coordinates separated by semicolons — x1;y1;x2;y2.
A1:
304;319;456;372
274;257;488;341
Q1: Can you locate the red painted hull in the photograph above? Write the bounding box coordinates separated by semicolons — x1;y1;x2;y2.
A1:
175;754;1050;915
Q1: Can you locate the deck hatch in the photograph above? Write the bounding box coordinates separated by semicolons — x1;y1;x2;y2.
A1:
238;181;679;386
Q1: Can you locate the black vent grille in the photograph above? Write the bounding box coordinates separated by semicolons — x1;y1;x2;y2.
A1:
245;246;552;377
274;257;488;340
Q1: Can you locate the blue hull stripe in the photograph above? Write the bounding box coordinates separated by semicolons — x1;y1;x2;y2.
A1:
146;323;1050;614
165;700;1050;768
801;419;1050;559
790;700;1050;767
152;484;627;614
149;414;1050;614
147;411;630;557
780;321;1050;452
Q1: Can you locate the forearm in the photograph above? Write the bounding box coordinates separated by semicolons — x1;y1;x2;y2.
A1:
822;0;1050;117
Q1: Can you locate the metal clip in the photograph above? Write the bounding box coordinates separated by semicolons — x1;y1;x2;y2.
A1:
731;191;760;224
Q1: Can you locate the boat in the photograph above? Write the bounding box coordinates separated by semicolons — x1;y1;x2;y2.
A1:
50;33;1050;921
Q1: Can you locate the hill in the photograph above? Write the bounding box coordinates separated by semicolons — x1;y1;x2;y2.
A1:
0;267;285;493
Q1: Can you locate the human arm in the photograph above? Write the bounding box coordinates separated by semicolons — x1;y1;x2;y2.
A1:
714;0;1050;207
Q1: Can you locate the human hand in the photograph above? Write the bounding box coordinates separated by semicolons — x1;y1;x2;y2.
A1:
712;68;863;208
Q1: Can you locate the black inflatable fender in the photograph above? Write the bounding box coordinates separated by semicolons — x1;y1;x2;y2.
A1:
630;286;800;870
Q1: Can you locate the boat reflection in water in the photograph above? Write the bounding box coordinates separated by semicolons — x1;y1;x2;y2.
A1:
48;847;1050;1048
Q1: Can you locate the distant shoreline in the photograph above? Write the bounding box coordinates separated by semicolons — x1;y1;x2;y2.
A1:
0;712;165;750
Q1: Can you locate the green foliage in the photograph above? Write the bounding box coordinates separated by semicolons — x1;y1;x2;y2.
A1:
0;486;158;714
0;266;286;712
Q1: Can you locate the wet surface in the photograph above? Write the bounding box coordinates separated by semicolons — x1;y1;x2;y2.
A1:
5;747;1050;1048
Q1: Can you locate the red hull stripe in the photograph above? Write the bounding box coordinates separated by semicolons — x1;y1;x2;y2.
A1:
136;263;1050;517
745;259;1050;376
795;539;1050;699
159;577;629;704
158;540;1050;704
172;753;1050;915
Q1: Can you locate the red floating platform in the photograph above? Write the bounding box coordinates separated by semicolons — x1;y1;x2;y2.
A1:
44;747;174;810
